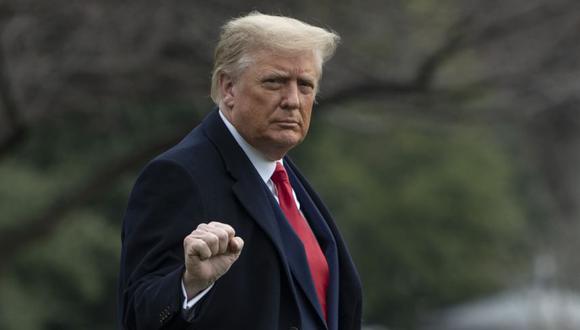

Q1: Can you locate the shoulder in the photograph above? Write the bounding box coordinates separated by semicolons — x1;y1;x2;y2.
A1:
144;125;222;178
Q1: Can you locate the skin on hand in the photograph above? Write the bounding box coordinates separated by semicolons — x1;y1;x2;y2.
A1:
182;221;244;299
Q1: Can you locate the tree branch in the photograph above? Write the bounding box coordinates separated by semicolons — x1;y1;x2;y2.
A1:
317;1;580;112
317;79;421;109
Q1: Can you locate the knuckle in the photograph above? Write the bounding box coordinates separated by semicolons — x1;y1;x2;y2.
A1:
187;240;209;257
189;238;202;247
183;235;194;246
206;233;219;244
209;221;234;233
215;228;227;240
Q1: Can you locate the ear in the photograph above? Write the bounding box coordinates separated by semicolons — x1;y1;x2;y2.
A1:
219;72;235;108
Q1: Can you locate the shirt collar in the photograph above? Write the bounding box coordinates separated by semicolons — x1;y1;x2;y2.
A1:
218;109;279;183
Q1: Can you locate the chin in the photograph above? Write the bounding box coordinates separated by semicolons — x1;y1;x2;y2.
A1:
276;133;304;147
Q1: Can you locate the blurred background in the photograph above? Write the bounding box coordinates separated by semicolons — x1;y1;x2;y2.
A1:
1;0;580;329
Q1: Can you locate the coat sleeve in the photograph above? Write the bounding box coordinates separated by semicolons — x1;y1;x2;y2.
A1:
118;158;206;330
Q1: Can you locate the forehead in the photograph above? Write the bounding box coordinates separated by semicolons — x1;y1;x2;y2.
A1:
248;49;321;78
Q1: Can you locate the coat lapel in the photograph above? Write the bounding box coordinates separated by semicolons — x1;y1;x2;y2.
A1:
286;158;340;330
286;157;363;328
268;191;328;328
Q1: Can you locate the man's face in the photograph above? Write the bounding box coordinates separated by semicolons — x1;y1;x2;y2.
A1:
220;50;320;160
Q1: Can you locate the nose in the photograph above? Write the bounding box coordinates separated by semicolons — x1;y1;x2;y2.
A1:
280;82;300;110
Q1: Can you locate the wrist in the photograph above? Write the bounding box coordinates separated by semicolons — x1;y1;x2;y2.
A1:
182;270;210;300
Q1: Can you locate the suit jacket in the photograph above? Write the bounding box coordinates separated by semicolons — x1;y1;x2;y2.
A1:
118;109;362;330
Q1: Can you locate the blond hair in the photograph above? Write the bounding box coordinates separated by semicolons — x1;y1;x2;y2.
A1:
210;12;340;104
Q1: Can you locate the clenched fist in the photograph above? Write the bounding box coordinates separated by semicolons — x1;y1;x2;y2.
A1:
182;221;244;299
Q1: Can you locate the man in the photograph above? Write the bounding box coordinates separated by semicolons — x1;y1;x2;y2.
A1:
118;12;362;330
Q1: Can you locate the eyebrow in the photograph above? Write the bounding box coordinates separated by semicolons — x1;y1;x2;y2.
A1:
261;71;289;80
261;71;316;84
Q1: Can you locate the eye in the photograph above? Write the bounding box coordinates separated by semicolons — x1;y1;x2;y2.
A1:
262;77;283;89
298;80;315;94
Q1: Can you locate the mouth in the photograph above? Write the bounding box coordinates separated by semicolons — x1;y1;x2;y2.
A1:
273;120;300;129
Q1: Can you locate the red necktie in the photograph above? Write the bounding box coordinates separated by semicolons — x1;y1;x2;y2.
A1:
271;162;329;321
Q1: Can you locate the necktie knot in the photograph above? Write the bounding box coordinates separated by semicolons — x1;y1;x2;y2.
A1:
271;162;289;184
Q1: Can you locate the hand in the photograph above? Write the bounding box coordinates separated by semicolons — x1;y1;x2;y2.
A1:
182;221;244;299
